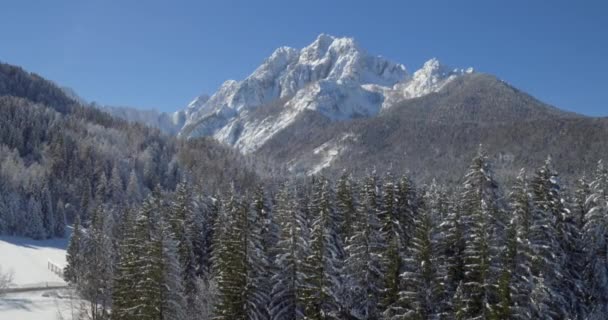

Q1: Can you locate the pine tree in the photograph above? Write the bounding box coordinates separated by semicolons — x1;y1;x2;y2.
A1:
64;214;84;285
213;189;247;320
529;158;568;318
392;194;441;319
168;181;199;319
582;160;608;319
25;196;45;240
158;218;187;320
503;169;535;320
40;184;55;238
54;199;66;237
270;183;309;320
380;173;403;311
437;192;466;316
246;185;274;320
126;169;142;205
303;177;344;319
81;204;114;319
460;147;503;318
345;174;385;319
335;173;356;245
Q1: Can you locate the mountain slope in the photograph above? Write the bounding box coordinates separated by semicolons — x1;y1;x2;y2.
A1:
253;73;607;182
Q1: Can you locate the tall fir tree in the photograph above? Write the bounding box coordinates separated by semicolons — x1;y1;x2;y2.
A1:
582;160;608;319
303;177;344;319
270;183;310;320
460;147;503;318
345;174;385;319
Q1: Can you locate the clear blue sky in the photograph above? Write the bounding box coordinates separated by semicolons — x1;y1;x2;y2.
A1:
1;0;606;116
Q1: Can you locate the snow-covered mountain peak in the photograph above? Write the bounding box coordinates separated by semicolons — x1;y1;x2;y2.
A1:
181;35;472;153
395;58;474;99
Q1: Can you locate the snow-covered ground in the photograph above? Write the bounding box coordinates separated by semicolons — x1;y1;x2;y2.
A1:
0;234;68;287
0;233;74;319
0;289;82;320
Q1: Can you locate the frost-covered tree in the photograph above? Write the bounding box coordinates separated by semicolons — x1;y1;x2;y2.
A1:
460;147;503;318
391;194;442;319
270;183;309;320
168;181;199;318
64;214;84;285
81;204;114;319
246;185;274;320
40;184;55;238
497;169;534;320
582;160;608;319
529;158;569;318
54;199;66;237
213;189;248;320
303;177;344;319
25;196;45;240
345;174;385;319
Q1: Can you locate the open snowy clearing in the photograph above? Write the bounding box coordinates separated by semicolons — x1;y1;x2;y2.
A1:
0;233;72;319
0;233;69;287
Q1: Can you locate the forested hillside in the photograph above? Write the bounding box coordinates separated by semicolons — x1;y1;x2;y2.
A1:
0;62;263;239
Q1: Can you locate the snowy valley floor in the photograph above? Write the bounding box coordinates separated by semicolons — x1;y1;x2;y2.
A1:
0;232;81;320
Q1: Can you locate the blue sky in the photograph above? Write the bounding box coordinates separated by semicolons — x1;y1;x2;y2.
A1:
1;0;606;116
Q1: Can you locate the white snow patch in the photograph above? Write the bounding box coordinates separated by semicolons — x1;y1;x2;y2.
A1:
0;234;69;287
308;133;354;175
0;289;83;320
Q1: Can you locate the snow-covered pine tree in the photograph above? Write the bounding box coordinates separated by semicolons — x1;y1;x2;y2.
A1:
497;169;534;320
109;164;124;206
80;178;93;225
582;160;608;319
379;173;403;311
54;199;66;237
158;217;187;320
40;184;55;238
126;169;142;205
270;183;309;320
81;204;114;319
25;196;45;240
111;206;139;320
168;181;199;319
213;188;248;320
246;185;274;320
303;176;344;319
529;158;568;318
335;173;356;245
574;177;591;230
460;147;503;318
64;214;84;285
345;174;385;319
391;191;442;319
395;175;418;252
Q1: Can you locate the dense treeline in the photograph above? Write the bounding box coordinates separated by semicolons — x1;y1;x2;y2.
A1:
0;62;265;239
64;148;608;319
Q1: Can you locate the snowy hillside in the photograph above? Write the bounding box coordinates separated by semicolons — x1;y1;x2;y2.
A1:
181;34;472;153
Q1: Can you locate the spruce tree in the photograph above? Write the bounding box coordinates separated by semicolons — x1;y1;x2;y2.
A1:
64;214;84;285
270;183;309;320
529;158;568;318
582;160;608;319
460;147;503;318
303;176;343;319
392;194;441;319
169;181;199;318
345;174;385;319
